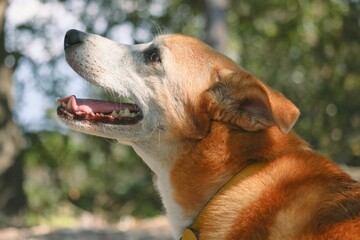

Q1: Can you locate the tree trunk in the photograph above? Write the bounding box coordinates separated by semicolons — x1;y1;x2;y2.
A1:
0;0;26;216
204;0;229;54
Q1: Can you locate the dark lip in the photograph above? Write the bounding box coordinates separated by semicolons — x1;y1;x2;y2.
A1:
57;105;143;125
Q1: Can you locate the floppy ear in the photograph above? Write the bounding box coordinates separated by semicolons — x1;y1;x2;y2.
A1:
200;70;300;133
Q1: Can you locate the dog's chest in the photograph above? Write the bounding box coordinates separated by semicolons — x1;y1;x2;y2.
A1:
156;174;192;238
131;144;191;237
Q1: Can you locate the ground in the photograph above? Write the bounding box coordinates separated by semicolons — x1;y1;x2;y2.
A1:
0;215;172;240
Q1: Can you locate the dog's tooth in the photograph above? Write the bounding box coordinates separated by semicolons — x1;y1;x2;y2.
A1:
118;110;124;116
110;111;118;117
123;108;131;117
117;108;131;117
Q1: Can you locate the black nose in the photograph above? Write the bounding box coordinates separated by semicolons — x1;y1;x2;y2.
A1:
64;29;88;49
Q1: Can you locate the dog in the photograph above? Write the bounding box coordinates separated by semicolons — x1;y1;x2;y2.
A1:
57;29;360;239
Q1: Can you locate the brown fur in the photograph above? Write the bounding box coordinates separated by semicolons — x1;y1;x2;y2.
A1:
170;70;360;239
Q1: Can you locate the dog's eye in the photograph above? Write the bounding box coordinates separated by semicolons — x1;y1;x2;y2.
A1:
145;47;161;64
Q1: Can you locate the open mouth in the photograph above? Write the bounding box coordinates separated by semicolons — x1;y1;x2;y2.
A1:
57;95;143;125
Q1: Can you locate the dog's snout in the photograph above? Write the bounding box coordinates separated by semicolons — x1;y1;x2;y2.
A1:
64;29;88;49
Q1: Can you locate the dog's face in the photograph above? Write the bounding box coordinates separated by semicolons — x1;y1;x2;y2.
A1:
59;32;223;142
58;30;299;160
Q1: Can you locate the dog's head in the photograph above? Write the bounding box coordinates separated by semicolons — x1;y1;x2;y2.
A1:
58;29;299;152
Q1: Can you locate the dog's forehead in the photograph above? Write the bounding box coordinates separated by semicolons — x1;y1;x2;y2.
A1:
158;34;206;45
154;34;240;72
156;34;214;55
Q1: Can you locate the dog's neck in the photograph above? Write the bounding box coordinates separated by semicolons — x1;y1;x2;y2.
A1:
181;160;268;239
131;122;307;238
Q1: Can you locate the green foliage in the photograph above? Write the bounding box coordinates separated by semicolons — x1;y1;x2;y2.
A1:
228;0;360;164
24;132;162;221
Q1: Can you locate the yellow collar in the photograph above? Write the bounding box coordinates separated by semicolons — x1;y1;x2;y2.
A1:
180;161;267;240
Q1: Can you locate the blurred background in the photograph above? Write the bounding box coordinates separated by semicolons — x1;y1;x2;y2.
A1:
0;0;359;238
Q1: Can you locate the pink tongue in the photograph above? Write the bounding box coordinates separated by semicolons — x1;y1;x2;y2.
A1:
57;95;134;115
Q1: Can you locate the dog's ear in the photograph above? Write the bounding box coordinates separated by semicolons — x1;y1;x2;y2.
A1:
199;70;300;134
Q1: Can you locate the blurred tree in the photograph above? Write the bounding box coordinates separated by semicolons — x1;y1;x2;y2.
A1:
0;0;26;216
24;131;162;220
204;0;229;54
230;0;360;164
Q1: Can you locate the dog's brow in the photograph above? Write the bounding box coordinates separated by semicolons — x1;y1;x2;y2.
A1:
145;43;159;51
